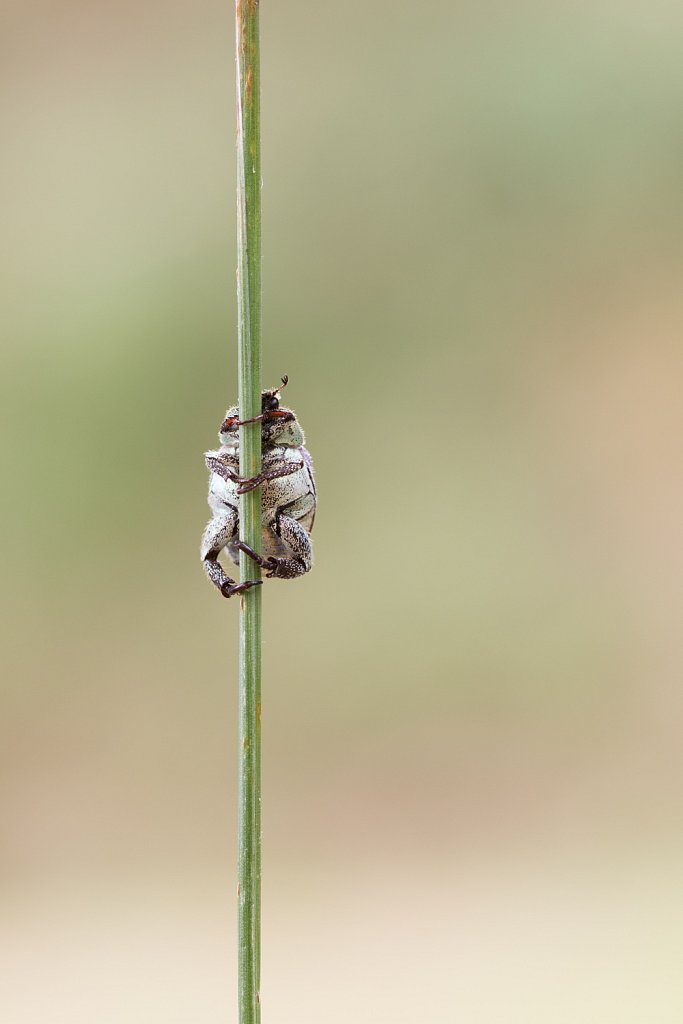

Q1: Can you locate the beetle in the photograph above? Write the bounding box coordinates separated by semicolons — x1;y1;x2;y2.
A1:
201;376;316;598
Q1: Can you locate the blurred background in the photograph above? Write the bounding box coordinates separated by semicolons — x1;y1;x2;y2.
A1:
2;0;683;1020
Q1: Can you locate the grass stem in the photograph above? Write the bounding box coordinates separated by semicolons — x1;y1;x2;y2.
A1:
236;1;262;1021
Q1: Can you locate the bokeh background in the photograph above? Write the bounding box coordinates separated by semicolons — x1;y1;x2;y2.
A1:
2;0;683;1020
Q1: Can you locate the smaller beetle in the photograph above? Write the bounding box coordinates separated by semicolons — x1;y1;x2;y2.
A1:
201;377;316;598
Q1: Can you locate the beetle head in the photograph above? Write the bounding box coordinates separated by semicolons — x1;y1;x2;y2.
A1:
218;376;304;448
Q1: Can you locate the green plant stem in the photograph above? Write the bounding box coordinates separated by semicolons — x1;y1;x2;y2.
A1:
236;1;262;1021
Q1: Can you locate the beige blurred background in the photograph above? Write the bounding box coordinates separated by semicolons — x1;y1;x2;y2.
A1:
2;0;683;1020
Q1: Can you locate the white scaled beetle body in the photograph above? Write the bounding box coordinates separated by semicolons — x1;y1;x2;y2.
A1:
201;377;316;598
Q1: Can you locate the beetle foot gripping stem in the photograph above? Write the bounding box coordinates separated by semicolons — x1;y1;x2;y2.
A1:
235;541;279;575
221;579;262;598
235;539;309;580
203;553;262;599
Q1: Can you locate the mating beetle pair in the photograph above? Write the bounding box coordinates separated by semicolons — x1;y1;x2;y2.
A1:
201;377;316;598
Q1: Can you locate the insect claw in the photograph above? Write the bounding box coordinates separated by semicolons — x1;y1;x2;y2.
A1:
220;579;263;598
235;542;281;576
235;540;263;564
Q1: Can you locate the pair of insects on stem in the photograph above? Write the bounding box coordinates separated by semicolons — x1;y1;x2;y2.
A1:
201;376;316;598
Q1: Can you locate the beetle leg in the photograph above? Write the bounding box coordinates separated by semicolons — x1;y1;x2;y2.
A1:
235;541;276;572
201;509;262;598
237;460;304;494
268;514;313;578
205;453;241;484
237;513;312;580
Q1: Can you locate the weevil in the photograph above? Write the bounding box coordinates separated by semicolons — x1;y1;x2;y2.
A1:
201;376;316;598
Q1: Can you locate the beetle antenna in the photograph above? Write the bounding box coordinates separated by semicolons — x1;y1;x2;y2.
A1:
276;374;289;393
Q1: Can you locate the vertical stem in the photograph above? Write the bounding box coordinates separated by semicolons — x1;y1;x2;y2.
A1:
236;2;261;1022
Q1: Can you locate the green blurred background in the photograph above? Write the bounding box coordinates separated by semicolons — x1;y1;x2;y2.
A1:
2;0;683;1019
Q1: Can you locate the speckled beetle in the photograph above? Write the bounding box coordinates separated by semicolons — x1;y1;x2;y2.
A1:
201;377;316;598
